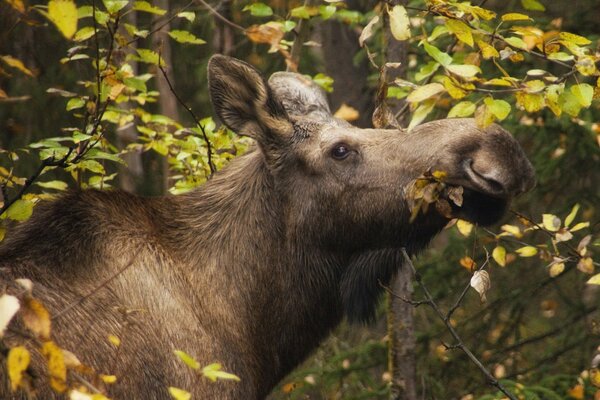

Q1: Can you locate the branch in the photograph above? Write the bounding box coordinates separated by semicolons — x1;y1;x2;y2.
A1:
399;248;518;400
195;0;245;32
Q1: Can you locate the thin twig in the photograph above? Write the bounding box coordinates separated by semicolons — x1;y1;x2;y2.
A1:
157;58;216;175
399;248;518;400
195;0;245;31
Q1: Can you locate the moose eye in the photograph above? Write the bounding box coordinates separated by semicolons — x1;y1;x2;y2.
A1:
331;144;352;160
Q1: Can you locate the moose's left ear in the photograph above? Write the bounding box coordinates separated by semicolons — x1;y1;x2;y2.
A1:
208;55;294;148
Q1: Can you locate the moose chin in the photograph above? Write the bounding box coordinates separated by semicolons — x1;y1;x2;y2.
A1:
0;55;535;399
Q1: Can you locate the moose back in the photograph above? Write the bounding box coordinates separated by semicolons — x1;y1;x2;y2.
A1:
0;55;535;399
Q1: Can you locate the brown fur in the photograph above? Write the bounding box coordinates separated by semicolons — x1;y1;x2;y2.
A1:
0;56;535;399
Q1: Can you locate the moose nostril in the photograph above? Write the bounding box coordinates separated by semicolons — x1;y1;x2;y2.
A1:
462;158;508;196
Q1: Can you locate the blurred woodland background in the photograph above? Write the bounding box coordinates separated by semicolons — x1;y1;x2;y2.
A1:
1;0;600;399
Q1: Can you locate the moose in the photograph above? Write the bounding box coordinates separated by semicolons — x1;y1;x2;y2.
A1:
0;55;535;399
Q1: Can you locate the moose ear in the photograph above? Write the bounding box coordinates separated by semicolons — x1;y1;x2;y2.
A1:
208;55;293;146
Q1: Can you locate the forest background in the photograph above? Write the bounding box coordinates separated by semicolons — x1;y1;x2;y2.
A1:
1;0;600;399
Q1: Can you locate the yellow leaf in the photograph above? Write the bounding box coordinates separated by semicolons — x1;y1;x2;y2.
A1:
475;103;494;128
0;294;20;337
8;346;30;391
502;226;523;239
484;78;514;87
0;55;34;76
358;15;379;47
42;341;67;393
542;214;561;232
443;77;467;99
501;13;531;21
565;204;580;228
516;246;538;257
446;19;473;46
456;220;473;237
549;262;565;277
5;0;26;13
448;101;476;118
108;334;121;347
568;383;584;400
333;104;359;122
577;257;594;274
202;363;241;382
407;83;445;103
169;387;191;400
22;297;51;340
586;273;600;285
100;374;117;384
389;5;411;41
589;367;600;387
571;221;590;232
446;64;481;78
492;246;506;267
477;40;499;59
460;256;476;271
559;31;591;46
515;91;545;112
47;0;78;39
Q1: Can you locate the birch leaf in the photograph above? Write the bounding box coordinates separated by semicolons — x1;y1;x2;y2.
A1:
470;270;491;302
389;5;411;41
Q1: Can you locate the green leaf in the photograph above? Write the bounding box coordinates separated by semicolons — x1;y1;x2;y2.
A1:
168;387;191;400
445;19;473;46
389;5;411;41
504;36;528;50
123;77;147;93
483;98;511;120
66;98;85;111
407;83;445;103
521;0;545;11
73;26;95;42
319;5;336;20
407;99;435;131
36;180;68;191
78;159;105;174
291;6;316;19
571;83;593;107
312;73;334;93
167;30;206;45
3;199;34;221
202;363;241;383
570;221;590;232
133;1;167;15
174;350;200;370
243;3;273;17
446;64;481;78
47;0;78;39
177;11;195;22
448;101;476;118
564;204;580;228
135;49;166;66
422;42;452;66
103;0;128;14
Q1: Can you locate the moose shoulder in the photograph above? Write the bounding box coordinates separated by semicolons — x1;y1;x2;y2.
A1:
0;55;535;399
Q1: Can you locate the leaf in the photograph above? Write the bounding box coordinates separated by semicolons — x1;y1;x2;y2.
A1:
3;199;34;221
501;13;531;21
460;256;476;271
448;101;476;118
504;36;528;50
47;0;78;39
492;246;506;267
445;19;473;46
319;5;336;20
359;15;379;47
102;0;128;14
559;32;591;46
42;341;67;392
549;262;565;277
484;98;511;120
100;374;117;384
587;273;600;285
570;221;589;232
475;103;494;128
243;3;273;17
565;204;580;228
169;387;191;400
133;1;166;15
521;0;545;11
422;42;453;66
516;246;538;257
446;64;481;78
470;270;491;302
0;55;34;76
456;220;473;237
5;0;25;13
202;363;241;382
542;213;561;232
167;30;206;45
571;83;593;107
37;180;68;190
73;27;95;42
290;5;318;19
577;257;594;274
108;334;121;347
477;40;499;59
515;91;545;112
389;5;411;41
0;294;20;337
7;346;30;391
333;104;359;122
22;298;51;340
135;49;165;66
407;99;435;131
177;11;195;22
407;83;445;103
174;350;200;370
66;97;85;111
